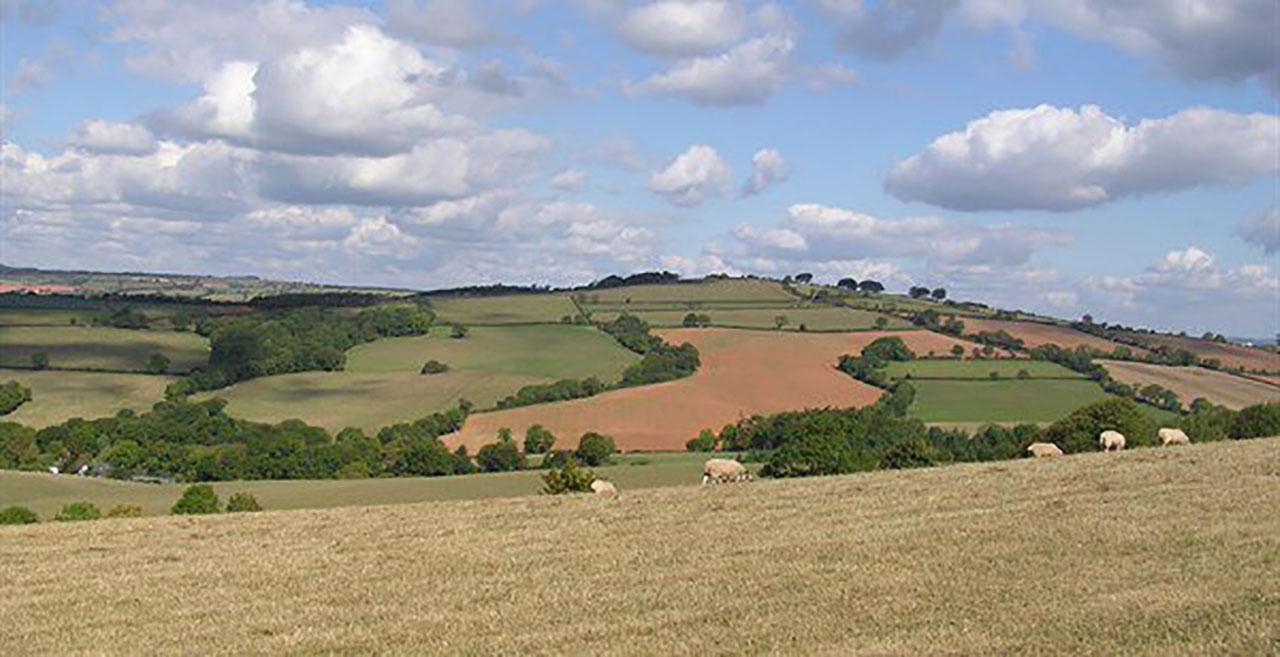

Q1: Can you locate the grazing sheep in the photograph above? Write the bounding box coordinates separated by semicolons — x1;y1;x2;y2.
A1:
1026;442;1063;458
702;458;751;484
1158;428;1191;446
590;479;617;495
1099;430;1126;452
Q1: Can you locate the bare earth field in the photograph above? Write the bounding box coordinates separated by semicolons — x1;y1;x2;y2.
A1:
0;368;174;427
447;329;973;452
962;318;1148;356
1098;360;1280;410
1;438;1275;655
583;278;794;304
1117;332;1280;373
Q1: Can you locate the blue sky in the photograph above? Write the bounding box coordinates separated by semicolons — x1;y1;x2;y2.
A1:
1;0;1277;336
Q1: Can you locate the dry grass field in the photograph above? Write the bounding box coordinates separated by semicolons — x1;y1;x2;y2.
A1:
1098;360;1280;410
962;318;1148;356
448;329;975;452
0;368;174;427
0;326;210;373
583;278;794;304
429;294;578;325
1;438;1275;655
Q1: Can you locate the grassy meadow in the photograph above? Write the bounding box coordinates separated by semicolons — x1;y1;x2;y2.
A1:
0;452;715;518
205;325;639;432
0;368;174;427
0;308;97;326
0;438;1274;654
907;379;1110;423
885;359;1085;380
0;326;209;373
429;294;578;324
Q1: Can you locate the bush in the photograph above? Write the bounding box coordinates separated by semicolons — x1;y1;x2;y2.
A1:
420;360;449;374
450;324;469;339
686;428;717;452
226;492;262;512
524;425;556;454
542;449;574;469
145;353;171;375
476;437;524;472
31;351;50;370
55;501;102;522
0;380;33;415
989;371;1000;380
541;460;596;494
863;337;915;362
1230;403;1280;440
1042;397;1154;453
575;432;616;466
880;437;936;469
1016;369;1030;379
171;484;221;515
106;505;145;518
0;505;38;525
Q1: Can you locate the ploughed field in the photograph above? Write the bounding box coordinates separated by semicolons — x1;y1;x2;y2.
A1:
961;318;1148;356
0;326;209;373
0;368;175;428
1098;360;1280;410
587;306;910;331
447;329;974;452
1;438;1274;654
204;325;639;432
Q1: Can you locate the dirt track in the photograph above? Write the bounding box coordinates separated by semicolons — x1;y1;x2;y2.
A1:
446;329;971;452
1098;360;1279;410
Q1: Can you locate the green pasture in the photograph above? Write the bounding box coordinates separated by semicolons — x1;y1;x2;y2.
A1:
587;306;910;331
0;452;720;518
0;368;174;427
885;359;1085;380
206;325;639;432
0;326;209;373
906;379;1110;424
429;294;577;324
0;309;98;326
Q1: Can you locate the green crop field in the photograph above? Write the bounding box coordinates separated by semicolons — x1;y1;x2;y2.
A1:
885;359;1085;380
906;379;1110;423
429;294;577;324
0;326;209;372
0;309;98;326
588;306;910;331
0;452;716;518
205;325;639;432
581;278;794;304
0;368;174;427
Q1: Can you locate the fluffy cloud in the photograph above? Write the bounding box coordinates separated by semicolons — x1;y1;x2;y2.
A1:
647;144;733;206
68;120;159;155
815;0;954;60
886;105;1279;212
550;169;588;192
741;148;787;196
1238;205;1279;254
618;0;746;56
624;35;793;106
384;0;501;48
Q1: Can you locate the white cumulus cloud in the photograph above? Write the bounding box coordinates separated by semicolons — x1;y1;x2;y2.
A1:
618;0;746;56
647;144;733;207
624;35;793;106
741;148;787;196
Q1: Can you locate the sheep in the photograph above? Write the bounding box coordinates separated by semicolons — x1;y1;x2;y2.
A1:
1026;442;1063;458
1158;428;1191;446
702;458;751;484
590;479;617;495
1099;430;1126;452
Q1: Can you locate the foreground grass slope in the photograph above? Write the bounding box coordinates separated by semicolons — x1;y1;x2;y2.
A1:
2;439;1275;654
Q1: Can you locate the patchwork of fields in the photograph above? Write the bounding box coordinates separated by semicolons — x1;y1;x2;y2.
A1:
961;318;1147;356
447;329;975;452
205;325;639;432
0;326;209;373
588;306;909;331
2;439;1274;654
0;368;174;427
1114;332;1280;372
1098;360;1279;410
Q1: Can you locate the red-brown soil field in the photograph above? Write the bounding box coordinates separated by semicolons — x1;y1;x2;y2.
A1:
1114;333;1279;373
1098;360;1280;410
963;318;1149;356
446;329;973;452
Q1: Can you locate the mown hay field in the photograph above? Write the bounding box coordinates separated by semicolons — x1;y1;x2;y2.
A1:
1;438;1275;654
428;293;578;324
588;306;910;331
448;329;975;452
0;368;174;427
885;359;1084;380
205;325;639;432
0;326;209;372
0;453;713;518
1098;360;1280;410
583;278;794;304
906;379;1110;424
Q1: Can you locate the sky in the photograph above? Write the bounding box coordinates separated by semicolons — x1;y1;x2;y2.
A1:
1;0;1277;337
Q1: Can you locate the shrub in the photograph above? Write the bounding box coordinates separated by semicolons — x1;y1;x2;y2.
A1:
543;449;574;469
1230;403;1280;440
1042;397;1154;454
106;505;145;518
524;425;556;454
0;380;33;416
575;432;616;466
880;437;936;469
950;345;965;357
31;351;50;370
476;438;524;472
450;324;469;339
226;492;262;512
863;336;915;362
420;360;449;374
1016;369;1030;379
55;501;102;522
686;428;717;452
145;353;171;375
541;460;596;495
171;484;221;515
988;371;1000;380
0;505;38;525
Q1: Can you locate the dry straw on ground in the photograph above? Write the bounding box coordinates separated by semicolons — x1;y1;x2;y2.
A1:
1;438;1277;655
